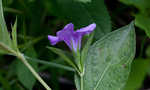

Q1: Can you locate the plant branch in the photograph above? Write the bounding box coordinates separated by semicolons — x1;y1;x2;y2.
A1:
17;52;52;90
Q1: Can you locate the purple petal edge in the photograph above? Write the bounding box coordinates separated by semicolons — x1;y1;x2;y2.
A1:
48;35;59;45
63;23;74;31
76;23;96;35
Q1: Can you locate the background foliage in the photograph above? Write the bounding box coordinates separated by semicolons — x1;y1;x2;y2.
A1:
0;0;150;90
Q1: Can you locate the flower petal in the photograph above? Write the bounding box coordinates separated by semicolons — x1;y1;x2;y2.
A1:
71;33;82;52
63;23;74;31
76;23;96;35
57;23;74;40
48;35;60;45
56;23;74;49
48;23;96;53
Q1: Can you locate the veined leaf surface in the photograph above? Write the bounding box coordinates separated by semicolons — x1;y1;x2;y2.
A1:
75;22;136;90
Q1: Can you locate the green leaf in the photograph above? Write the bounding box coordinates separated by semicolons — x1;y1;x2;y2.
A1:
25;56;75;72
0;0;13;54
0;73;11;90
120;0;150;11
135;13;150;37
124;59;150;90
75;74;81;90
47;46;79;72
16;61;36;90
11;18;18;52
75;21;136;90
56;0;111;40
16;47;38;90
0;0;12;47
0;0;19;54
120;0;150;37
81;33;94;64
0;42;15;54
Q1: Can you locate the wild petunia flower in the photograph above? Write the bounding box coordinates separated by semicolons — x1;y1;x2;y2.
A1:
48;23;96;52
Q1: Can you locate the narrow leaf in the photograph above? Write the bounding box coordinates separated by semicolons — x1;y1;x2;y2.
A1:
81;33;94;64
11;18;18;51
25;56;75;72
0;0;12;47
47;46;78;71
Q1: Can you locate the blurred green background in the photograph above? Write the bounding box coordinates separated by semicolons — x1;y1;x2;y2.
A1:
0;0;150;90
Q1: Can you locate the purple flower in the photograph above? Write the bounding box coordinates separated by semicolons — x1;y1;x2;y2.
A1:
48;23;96;52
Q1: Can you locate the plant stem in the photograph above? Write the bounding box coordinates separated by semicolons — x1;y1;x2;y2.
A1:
17;52;52;90
25;56;75;72
80;74;84;90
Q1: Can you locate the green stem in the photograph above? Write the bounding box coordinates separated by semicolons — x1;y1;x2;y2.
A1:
17;52;52;90
25;56;75;72
80;75;83;90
